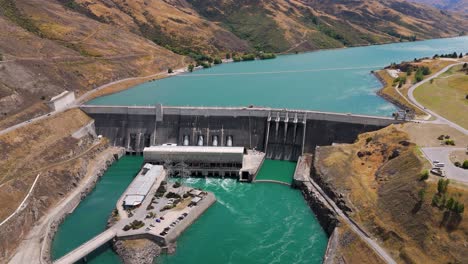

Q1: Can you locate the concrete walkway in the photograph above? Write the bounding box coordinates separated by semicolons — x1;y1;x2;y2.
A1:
421;147;468;183
407;62;467;135
53;229;116;264
306;177;397;264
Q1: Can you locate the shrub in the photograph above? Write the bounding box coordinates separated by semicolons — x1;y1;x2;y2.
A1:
225;53;231;60
166;192;181;199
444;139;455;146
437;135;445;140
168;68;173;73
446;197;455;210
161;204;175;211
129;220;145;229
123;225;131;231
418;188;426;200
258;53;276;60
437;179;450;194
365;137;372;144
462;160;468;169
173;182;181;188
432;195;439;206
200;61;211;68
444;135;450;139
454;203;464;214
213;57;222;64
420;170;429;181
146;204;154;210
233;56;241;62
241;54;256;61
183;193;189;198
421;66;431;75
188;64;194;72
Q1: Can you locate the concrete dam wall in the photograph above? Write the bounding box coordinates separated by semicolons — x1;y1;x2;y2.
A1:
81;105;402;161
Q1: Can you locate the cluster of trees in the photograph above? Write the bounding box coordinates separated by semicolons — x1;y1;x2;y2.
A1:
123;220;145;231
431;179;464;214
414;66;431;82
184;51;277;71
231;52;276;62
433;52;464;59
393;76;407;88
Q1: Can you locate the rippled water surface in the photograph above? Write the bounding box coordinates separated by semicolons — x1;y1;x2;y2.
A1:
52;158;327;264
89;36;468;116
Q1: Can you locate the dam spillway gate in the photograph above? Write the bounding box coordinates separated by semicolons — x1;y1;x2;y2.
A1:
81;105;402;161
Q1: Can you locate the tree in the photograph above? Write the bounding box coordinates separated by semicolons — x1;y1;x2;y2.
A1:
213;57;222;64
418;188;426;200
420;170;429;181
226;53;231;60
446;197;455;210
455;203;464;214
462;160;468;169
459;53;463;58
188;64;194;72
437;179;450;194
463;63;467;69
168;68;173;74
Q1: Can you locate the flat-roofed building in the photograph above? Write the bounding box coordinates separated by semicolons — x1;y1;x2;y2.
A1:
123;164;163;208
143;146;253;179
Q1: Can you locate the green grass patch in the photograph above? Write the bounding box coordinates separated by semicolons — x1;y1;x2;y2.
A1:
413;65;468;129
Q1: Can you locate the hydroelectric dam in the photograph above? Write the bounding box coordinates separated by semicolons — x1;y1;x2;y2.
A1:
81;104;403;161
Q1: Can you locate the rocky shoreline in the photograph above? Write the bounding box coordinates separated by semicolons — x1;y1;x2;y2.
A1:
112;239;162;264
41;148;125;263
373;71;409;112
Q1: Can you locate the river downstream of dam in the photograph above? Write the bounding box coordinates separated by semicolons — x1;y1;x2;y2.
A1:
53;37;468;263
52;158;327;263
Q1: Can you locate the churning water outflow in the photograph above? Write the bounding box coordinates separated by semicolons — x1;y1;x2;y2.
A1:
88;36;468;117
51;157;327;264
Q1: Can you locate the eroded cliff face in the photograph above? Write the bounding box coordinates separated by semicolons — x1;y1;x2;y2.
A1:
312;125;468;264
0;109;120;263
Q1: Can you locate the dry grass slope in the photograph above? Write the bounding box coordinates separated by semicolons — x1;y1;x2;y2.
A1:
314;125;468;264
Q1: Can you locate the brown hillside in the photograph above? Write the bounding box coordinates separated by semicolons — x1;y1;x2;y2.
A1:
314;125;468;264
0;0;185;120
407;0;468;14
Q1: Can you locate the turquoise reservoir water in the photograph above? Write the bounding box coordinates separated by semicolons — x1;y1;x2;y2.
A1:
52;158;327;264
89;36;468;116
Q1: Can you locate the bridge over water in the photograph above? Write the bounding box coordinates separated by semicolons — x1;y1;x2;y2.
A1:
54;229;116;264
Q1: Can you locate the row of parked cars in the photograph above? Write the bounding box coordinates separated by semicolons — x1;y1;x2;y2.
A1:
159;212;189;236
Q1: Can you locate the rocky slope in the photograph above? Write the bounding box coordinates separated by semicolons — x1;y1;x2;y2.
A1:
312;124;468;264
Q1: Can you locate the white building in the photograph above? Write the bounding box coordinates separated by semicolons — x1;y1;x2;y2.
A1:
123;164;163;208
47;91;75;111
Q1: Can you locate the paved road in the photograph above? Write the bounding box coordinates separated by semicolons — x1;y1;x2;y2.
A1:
0;68;178;137
306;178;397;264
407;62;467;135
421;147;468;183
